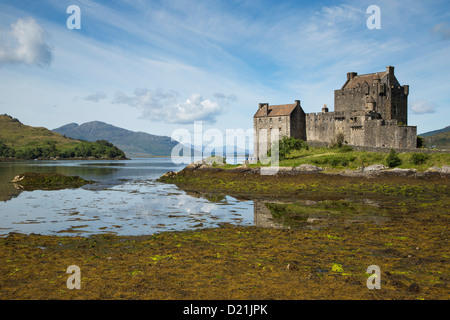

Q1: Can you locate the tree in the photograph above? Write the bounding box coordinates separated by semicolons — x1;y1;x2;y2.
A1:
417;136;425;148
385;149;402;168
269;136;308;160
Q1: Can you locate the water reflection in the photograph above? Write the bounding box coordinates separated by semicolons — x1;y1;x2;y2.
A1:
253;199;391;230
0;178;255;237
0;158;181;201
1;158;394;237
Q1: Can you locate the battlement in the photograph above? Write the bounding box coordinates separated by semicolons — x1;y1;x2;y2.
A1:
253;66;417;158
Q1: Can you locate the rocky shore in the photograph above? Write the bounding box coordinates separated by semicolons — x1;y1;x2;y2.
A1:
160;160;450;181
10;172;95;191
158;160;450;202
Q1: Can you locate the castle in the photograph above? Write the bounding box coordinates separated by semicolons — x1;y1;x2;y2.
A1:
253;66;417;159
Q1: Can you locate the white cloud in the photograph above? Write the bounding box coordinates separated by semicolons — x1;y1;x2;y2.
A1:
432;22;450;40
411;100;436;114
316;4;364;27
0;17;53;67
83;92;107;103
214;93;238;105
112;88;225;124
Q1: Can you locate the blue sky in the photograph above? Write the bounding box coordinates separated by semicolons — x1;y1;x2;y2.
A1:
0;0;449;142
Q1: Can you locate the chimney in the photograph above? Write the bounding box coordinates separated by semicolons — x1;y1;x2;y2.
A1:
347;72;357;80
322;104;329;113
259;103;269;116
295;100;301;107
386;66;394;74
403;85;409;96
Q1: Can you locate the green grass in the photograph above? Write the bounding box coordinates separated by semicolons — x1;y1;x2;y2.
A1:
0;114;126;159
220;146;449;171
424;131;450;149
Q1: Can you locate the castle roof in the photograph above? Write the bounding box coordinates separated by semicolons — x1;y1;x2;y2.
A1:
254;103;297;118
342;72;387;89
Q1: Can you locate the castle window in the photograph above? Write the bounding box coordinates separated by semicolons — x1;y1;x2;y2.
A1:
279;117;282;122
269;118;272;123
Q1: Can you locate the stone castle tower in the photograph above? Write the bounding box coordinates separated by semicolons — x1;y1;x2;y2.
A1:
334;66;409;125
253;66;417;159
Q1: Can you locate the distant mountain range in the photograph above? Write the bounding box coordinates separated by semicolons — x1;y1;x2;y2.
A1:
419;126;450;137
53;121;179;157
419;125;450;149
53;121;252;157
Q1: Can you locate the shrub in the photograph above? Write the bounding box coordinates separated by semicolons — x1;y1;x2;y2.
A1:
339;145;353;152
410;153;429;165
385;149;402;167
269;137;308;160
330;158;340;166
329;132;345;148
416;136;425;148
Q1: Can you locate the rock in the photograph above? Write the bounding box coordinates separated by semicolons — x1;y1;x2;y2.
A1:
388;168;417;175
363;164;387;172
10;172;93;191
425;166;450;174
286;263;299;271
294;164;324;172
276;166;294;172
248;167;260;174
203;156;225;166
11;175;25;183
185;160;204;170
407;283;420;293
159;171;178;179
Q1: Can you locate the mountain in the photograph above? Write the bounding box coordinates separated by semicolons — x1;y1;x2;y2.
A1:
0;114;127;159
419;125;450;149
53;121;179;157
423;132;450;149
419;126;450;138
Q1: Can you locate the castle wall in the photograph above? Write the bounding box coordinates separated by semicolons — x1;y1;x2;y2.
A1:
334;82;389;120
254;115;291;159
253;67;414;154
290;106;306;141
305;113;416;149
387;86;408;125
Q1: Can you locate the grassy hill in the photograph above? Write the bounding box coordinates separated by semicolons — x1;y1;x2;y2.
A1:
53;121;179;157
0;114;127;160
423;131;450;149
419;125;450;149
419;125;450;138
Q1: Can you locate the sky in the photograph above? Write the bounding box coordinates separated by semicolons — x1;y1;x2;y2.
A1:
0;0;449;146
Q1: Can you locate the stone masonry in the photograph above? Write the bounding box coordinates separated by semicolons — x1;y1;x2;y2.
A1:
253;66;417;159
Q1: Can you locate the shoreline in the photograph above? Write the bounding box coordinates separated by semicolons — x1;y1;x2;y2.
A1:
157;164;450;202
1;161;448;300
0;157;129;162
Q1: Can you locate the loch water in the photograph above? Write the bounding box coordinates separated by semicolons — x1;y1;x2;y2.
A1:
0;158;255;237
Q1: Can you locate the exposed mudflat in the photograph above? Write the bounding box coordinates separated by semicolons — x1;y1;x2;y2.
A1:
1;168;448;300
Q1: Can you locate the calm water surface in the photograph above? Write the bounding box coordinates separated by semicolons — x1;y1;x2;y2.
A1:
0;158;254;237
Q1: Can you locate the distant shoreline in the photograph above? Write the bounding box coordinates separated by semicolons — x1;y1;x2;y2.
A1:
0;157;129;162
